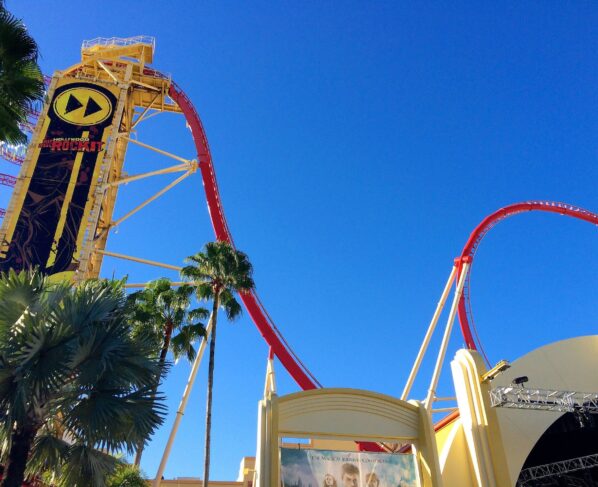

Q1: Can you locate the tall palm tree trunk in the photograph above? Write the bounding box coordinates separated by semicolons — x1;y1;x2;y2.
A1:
2;425;37;487
135;321;174;466
158;321;174;366
203;293;219;487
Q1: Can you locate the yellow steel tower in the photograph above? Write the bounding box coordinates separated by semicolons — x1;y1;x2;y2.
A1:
0;36;190;281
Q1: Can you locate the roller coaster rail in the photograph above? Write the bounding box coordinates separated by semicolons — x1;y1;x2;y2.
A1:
171;62;598;437
82;35;156;50
456;201;598;352
167;78;322;391
401;201;598;403
0;174;16;187
0;142;26;166
8;37;595;482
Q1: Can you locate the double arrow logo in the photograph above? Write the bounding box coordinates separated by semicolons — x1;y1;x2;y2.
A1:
64;93;103;118
53;86;113;126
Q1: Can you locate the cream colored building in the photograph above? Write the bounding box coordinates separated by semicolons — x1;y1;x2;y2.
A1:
165;336;598;487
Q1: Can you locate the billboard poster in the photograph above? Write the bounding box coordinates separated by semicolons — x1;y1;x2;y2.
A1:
0;80;120;277
280;448;420;487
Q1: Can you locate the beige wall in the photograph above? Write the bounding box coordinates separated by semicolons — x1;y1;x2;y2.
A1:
491;335;598;486
158;481;242;487
438;335;598;487
436;419;475;486
162;336;598;487
282;438;359;451
159;457;255;487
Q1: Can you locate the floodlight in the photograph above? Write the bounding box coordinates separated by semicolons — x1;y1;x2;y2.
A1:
481;360;511;383
512;376;529;387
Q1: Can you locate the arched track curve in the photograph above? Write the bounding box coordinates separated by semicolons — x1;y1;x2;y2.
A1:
162;78;598;450
455;201;598;351
165;78;321;391
140;71;383;453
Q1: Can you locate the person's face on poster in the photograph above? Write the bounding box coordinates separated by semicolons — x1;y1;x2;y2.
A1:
324;474;336;486
342;472;359;487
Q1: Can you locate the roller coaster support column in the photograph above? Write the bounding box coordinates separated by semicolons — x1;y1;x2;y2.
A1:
402;265;458;401
451;349;510;486
425;258;471;409
153;316;214;487
264;348;277;397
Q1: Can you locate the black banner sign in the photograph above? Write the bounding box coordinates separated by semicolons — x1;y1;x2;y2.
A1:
0;81;119;276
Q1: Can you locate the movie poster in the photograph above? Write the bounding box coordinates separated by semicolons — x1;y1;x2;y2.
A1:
280;448;420;487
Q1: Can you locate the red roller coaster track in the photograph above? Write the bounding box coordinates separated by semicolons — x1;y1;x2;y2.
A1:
167;81;321;391
168;78;391;452
0;173;16;187
166;75;597;452
168;74;598;387
0;144;25;166
455;201;598;351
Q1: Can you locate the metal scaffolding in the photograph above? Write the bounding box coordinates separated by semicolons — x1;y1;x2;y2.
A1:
0;173;16;188
490;386;598;414
518;452;598;486
0;142;26;165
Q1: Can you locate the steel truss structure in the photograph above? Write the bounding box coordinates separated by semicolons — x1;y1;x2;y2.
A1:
2;34;597;485
490;386;598;413
0;36;324;485
0;173;16;188
0;142;26;165
518;452;598;486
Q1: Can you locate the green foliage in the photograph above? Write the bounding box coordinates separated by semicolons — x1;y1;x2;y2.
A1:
181;241;255;320
127;277;208;364
127;278;207;465
181;241;254;487
107;463;147;487
0;5;45;144
0;269;167;486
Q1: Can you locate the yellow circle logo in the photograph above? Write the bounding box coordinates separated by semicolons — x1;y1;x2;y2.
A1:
53;87;113;126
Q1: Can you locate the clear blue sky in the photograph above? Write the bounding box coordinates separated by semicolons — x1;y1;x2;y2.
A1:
6;1;598;481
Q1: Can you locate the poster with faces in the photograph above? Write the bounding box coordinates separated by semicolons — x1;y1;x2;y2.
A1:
280;448;420;487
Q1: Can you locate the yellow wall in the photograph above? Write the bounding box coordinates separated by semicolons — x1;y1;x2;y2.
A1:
166;336;598;487
436;418;475;486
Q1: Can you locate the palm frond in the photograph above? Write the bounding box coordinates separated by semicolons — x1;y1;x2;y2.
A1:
194;282;214;301
61;386;166;453
171;322;205;362
58;443;119;487
0;269;169;484
0;10;39;63
26;433;70;478
107;463;147;487
188;306;209;321
0;9;44;144
219;290;243;321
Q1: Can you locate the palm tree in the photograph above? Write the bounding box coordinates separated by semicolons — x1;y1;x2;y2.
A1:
107;463;147;487
127;278;207;465
0;269;167;487
181;241;254;487
0;5;45;144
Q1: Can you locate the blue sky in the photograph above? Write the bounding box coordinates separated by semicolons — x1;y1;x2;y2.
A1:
6;1;598;481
